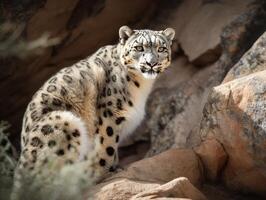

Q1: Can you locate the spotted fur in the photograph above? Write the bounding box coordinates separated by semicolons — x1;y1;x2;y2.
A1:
13;26;175;194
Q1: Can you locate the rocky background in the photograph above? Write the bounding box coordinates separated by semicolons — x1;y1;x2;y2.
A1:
1;0;266;199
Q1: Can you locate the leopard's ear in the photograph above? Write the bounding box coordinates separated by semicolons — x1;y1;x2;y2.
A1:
163;28;175;42
119;26;133;45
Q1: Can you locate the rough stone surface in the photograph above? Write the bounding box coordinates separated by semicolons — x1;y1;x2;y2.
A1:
223;32;266;83
131;177;207;200
200;70;266;196
153;56;199;91
201;183;263;200
194;139;228;181
88;149;204;199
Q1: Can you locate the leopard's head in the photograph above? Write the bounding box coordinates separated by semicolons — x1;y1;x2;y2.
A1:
119;26;175;79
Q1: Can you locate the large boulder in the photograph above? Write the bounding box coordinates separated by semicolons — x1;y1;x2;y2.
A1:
196;32;266;196
198;70;266;196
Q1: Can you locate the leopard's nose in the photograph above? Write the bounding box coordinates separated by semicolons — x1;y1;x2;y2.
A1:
146;61;158;67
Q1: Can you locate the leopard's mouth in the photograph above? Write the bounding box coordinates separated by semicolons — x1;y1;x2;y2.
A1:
139;66;159;79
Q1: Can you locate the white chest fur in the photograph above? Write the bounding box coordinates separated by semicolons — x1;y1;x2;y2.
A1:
119;77;155;143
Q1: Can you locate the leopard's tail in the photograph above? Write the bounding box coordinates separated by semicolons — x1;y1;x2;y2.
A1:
12;111;102;200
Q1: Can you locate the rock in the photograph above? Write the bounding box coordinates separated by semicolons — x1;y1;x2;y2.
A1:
199;70;266;196
193;30;266;196
117;148;203;185
87;149;204;199
89;179;159;200
223;32;266;83
27;0;79;40
132;177;207;200
194;139;228;181
219;1;266;64
201;183;263;200
153;56;199;91
163;0;252;65
119;141;150;167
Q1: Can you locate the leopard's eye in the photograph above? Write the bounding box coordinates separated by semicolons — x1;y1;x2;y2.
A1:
134;46;144;52
158;47;166;52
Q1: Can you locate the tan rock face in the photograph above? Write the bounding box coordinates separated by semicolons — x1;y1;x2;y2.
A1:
131;177;207;200
200;70;266;196
88;149;204;199
194;139;228;182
